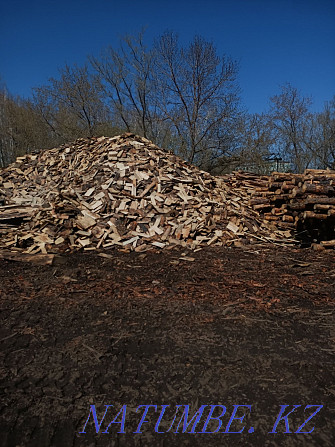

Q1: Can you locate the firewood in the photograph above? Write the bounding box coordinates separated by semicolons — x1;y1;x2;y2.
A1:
303;211;329;220
282;215;294;223
0;250;54;264
305;197;335;205
302;183;334;195
1;134;335;256
314;204;332;211
320;239;335;248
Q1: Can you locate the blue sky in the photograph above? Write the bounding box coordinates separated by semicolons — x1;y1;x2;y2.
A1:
1;0;334;113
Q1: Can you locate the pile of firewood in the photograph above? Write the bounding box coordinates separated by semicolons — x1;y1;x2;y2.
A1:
1;134;334;255
0;134;293;255
221;170;335;248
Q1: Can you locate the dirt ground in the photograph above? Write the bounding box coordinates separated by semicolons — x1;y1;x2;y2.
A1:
0;244;334;447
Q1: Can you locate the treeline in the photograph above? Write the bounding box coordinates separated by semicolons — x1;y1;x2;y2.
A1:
1;31;334;173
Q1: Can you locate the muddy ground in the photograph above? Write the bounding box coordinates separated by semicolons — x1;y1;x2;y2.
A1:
0;244;334;446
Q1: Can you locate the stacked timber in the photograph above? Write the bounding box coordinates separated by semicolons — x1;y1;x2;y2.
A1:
0;134;289;255
220;170;335;249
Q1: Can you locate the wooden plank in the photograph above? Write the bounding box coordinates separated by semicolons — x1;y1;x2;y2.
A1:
0;250;54;265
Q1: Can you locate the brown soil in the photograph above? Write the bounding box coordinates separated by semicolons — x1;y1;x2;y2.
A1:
0;245;334;446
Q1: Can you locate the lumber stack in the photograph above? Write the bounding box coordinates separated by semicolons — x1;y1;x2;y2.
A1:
0;134;289;255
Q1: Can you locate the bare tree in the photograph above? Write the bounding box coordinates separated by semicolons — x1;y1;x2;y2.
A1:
231;113;278;173
268;83;314;173
154;32;241;168
90;32;159;139
310;97;335;169
32;64;108;141
4;32;332;174
0;87;12;167
0;85;52;166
